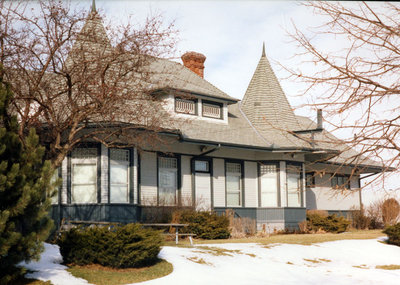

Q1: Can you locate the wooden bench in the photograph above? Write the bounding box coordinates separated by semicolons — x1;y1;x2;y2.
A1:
141;223;195;245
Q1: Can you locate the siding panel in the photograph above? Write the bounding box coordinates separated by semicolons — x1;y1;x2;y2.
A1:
244;161;258;207
100;144;109;203
133;148;138;204
61;158;68;204
181;155;192;206
306;174;361;210
213;158;225;207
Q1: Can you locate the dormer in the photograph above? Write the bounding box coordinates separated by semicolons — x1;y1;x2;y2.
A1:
174;94;226;122
153;51;238;124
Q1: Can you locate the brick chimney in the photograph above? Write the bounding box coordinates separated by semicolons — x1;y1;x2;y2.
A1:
181;51;206;78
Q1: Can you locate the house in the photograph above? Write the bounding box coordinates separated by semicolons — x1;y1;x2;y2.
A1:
50;7;384;232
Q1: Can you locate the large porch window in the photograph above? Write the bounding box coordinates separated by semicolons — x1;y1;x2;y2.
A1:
71;148;98;204
259;163;279;207
287;164;303;207
226;162;242;207
110;149;130;203
158;156;178;205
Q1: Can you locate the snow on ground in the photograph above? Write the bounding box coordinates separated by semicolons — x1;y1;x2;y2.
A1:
19;243;90;285
21;237;400;285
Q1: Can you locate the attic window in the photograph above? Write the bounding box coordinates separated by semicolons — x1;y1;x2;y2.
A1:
175;98;197;115
202;101;222;119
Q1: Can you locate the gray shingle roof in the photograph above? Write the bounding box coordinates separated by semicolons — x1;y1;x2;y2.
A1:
148;58;238;102
296;115;384;170
240;46;301;132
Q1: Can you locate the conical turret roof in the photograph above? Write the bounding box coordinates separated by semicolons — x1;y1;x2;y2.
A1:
240;44;301;133
65;8;112;68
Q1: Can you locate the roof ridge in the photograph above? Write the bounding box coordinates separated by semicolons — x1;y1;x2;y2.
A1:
158;58;238;102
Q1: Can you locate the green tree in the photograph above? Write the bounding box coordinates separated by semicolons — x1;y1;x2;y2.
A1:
0;71;55;283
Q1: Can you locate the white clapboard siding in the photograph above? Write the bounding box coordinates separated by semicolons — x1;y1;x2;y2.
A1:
244;161;258;207
101;144;109;203
133;148;138;204
306;173;360;210
61;157;68;204
180;155;192;206
213;158;225;207
140;151;158;205
279;161;287;207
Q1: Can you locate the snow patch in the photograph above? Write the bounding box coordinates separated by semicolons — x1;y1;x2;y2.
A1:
19;237;400;285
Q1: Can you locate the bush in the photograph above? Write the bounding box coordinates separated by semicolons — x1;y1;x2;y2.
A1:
225;209;256;238
383;223;400;246
382;198;400;226
306;211;350;233
351;210;371;230
57;224;163;268
173;210;230;239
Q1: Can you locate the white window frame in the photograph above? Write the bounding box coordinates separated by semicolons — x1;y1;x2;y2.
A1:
71;153;98;204
226;162;242;207
259;163;279;207
158;156;178;206
286;164;303;207
109;149;130;204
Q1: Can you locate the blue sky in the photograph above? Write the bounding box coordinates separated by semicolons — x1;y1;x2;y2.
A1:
75;0;398;204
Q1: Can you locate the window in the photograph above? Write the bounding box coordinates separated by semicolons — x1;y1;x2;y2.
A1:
110;149;130;203
71;148;98;204
331;174;351;190
158;157;178;205
50;167;60;204
202;101;222;119
306;172;315;188
287;164;302;207
175;98;196;115
259;163;278;207
226;162;242;207
195;160;209;172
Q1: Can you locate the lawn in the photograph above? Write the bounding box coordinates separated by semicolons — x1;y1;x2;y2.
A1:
22;230;390;285
13;276;52;285
67;259;173;285
164;229;384;246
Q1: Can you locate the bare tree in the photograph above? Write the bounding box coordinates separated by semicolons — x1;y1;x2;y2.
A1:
285;1;400;186
0;0;179;167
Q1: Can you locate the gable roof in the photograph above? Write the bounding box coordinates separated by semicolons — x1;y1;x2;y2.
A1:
148;58;238;103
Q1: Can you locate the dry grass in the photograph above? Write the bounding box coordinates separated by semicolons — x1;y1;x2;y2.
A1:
165;229;384;247
67;259;172;285
193;246;256;258
186;257;213;266
353;264;369;269
303;258;331;264
376;264;400;270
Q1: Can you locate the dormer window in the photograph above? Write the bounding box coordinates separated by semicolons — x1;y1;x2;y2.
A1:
202;100;222;119
175;98;197;115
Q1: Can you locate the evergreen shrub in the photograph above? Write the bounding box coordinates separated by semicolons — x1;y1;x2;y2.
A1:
383;223;400;246
0;69;55;283
173;210;230;239
57;224;163;268
306;211;350;233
